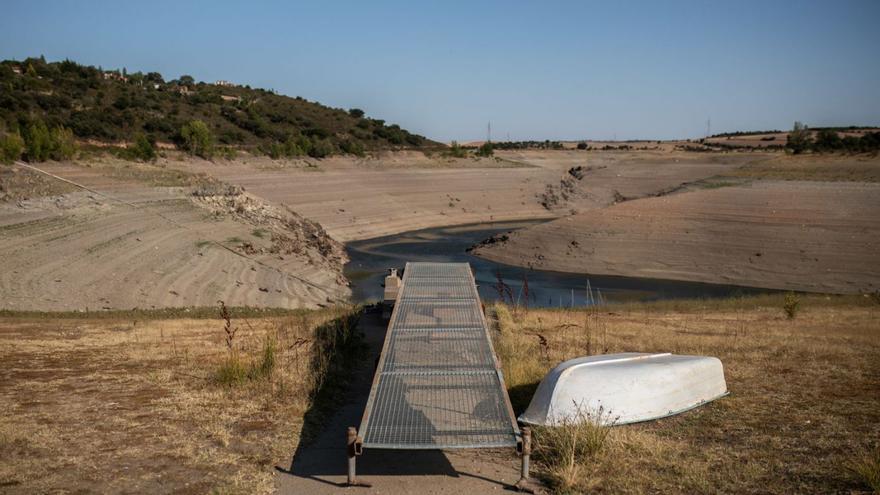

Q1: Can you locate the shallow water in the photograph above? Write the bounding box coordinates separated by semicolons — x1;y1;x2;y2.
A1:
344;220;770;307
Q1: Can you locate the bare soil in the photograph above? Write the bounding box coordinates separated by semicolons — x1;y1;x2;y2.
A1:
0;160;348;311
474;178;880;294
177;150;762;242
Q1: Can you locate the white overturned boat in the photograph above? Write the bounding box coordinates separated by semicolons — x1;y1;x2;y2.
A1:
519;353;728;426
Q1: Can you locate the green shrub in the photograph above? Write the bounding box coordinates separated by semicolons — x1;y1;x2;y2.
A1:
283;135;306;157
180;119;214;159
340;139;365;157
308;137;335;158
48;126;77;160
213;335;278;386
214;353;249;386
122;133;157;162
24;120;52;162
0;131;24;164
476;142;494;157
445;140;468;158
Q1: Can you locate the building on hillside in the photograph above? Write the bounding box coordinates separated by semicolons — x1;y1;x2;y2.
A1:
220;94;242;103
103;71;128;82
215;80;236;87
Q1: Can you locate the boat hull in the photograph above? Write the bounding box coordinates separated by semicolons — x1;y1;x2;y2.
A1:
519;352;728;426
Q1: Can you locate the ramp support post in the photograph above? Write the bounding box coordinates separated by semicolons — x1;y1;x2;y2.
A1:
346;427;358;485
516;427;533;492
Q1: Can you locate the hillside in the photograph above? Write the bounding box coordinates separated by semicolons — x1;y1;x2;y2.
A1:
0;56;437;157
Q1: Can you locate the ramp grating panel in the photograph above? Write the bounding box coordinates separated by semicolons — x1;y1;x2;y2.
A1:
359;262;519;449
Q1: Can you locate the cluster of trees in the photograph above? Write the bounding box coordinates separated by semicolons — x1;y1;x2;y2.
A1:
0;118;77;163
787;122;880;154
0;56;435;160
489;140;564;150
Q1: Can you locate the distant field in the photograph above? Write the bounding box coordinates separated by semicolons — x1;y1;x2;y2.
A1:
491;294;880;493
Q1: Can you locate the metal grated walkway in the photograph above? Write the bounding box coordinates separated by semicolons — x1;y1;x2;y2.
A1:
357;262;521;450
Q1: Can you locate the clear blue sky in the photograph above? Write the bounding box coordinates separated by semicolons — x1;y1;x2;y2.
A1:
2;0;879;141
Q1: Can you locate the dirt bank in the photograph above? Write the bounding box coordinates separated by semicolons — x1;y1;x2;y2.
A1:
0;161;349;311
178;150;764;242
473;180;880;294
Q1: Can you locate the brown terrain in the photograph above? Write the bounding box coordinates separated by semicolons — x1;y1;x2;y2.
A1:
2;146;880;494
473;180;880;294
0;159;349;311
2;149;877;312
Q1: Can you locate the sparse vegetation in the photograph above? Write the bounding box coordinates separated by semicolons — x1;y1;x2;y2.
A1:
0;57;435;157
491;294;879;493
476;141;494;157
444;140;468;158
180;119;214;159
120;133;158;162
783;291;800;319
0;131;24;164
787;121;812;154
0;305;363;493
532;406;615;492
847;446;880;493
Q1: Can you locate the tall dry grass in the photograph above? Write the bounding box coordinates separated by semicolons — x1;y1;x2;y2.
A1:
0;304;362;494
490;293;880;493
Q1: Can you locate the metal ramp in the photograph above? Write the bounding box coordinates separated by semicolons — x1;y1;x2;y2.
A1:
347;262;531;487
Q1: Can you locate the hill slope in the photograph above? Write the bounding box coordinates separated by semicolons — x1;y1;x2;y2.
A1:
0;56;437;156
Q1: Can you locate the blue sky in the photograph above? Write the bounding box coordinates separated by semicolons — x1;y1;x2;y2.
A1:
2;0;879;141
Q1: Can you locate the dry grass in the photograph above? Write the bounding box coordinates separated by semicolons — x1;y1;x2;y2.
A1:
491;294;880;493
728;153;880;182
847;446;880;493
0;304;362;494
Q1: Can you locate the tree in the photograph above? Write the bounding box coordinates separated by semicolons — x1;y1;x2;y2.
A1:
24;120;51;162
179;74;195;86
786;121;812;154
126;133;157;162
145;72;164;84
0;131;24;164
48;126;77;160
180;120;214;159
348;108;365;118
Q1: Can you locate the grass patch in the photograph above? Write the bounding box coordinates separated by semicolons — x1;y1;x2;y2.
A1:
251;228;269;238
729;155;880;182
0;304;363;493
491;295;879;493
847;446;880;493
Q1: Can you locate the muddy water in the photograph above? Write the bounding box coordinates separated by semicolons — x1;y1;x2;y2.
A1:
344;220;770;307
